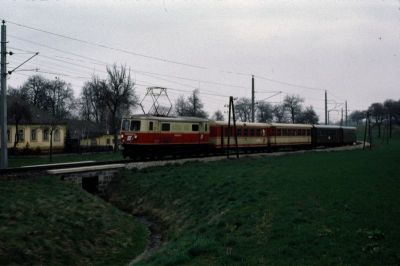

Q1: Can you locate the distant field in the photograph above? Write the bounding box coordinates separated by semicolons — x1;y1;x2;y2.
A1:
0;176;147;265
109;134;400;265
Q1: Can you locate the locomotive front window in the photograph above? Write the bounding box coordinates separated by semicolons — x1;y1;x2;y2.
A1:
192;124;199;131
130;121;141;131
161;123;170;131
122;119;130;131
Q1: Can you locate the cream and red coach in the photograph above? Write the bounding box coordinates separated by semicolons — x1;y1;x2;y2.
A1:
209;121;271;151
120;115;210;158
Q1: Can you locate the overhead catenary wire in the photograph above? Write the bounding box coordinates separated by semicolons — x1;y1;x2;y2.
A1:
9;35;331;102
6;19;207;69
7;20;336;94
5;21;357;116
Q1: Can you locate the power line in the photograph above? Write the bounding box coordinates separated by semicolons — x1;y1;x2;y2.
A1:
255;74;323;91
6;19;207;69
9;34;109;65
135;70;249;90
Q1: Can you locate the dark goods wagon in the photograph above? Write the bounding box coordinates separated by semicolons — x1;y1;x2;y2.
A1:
312;125;342;147
341;126;357;145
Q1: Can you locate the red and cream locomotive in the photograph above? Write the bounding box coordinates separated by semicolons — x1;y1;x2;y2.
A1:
120;114;357;159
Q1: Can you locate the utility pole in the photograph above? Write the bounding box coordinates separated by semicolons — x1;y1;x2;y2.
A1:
341;108;343;126
325;90;327;125
251;75;255;122
1;20;7;169
345;101;348;126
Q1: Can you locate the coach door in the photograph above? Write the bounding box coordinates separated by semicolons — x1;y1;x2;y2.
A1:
148;120;159;144
192;123;201;144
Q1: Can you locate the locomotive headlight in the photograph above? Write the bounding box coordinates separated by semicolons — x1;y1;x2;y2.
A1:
133;134;138;139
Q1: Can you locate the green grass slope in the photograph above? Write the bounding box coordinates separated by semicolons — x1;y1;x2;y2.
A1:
109;138;400;265
0;176;148;265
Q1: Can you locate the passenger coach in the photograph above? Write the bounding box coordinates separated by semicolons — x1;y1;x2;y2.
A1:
209;121;270;152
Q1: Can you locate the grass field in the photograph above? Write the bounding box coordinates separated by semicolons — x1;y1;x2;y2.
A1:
108;135;400;265
0;176;147;265
1;130;399;265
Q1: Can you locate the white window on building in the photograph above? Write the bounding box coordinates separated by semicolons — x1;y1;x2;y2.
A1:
31;128;37;141
43;128;49;141
54;129;61;142
18;129;24;143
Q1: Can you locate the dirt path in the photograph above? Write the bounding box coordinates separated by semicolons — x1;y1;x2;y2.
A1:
128;215;162;265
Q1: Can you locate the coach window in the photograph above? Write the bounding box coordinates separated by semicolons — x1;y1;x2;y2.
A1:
192;124;199;131
130;121;141;131
149;122;153;131
256;129;261;136
161;123;170;131
237;128;242;136
205;124;208;131
244;128;248;136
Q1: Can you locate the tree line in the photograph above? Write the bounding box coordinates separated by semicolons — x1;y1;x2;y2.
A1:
10;63;399;143
175;91;319;124
349;99;400;137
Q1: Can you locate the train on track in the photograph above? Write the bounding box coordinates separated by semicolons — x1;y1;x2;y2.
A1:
120;115;357;159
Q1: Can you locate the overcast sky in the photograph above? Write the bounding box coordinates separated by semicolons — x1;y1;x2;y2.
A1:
1;0;399;122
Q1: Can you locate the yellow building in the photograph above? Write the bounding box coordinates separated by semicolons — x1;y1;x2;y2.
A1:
5;123;68;151
80;134;115;149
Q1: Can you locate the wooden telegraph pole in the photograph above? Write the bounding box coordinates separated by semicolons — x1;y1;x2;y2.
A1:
363;111;369;150
227;96;239;159
1;21;8;168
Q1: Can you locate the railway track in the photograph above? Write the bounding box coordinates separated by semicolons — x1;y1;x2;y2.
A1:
0;142;366;177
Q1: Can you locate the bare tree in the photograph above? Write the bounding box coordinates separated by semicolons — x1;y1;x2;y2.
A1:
20;75;48;110
235;97;252;122
272;104;288;123
212;110;224;121
349;110;365;126
48;78;75;120
283;94;304;123
175;95;189;116
8;96;32;149
256;101;273;122
174;89;208;118
80;76;108;124
368;102;386;137
104;64;138;151
19;75;76;119
297;106;319;124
